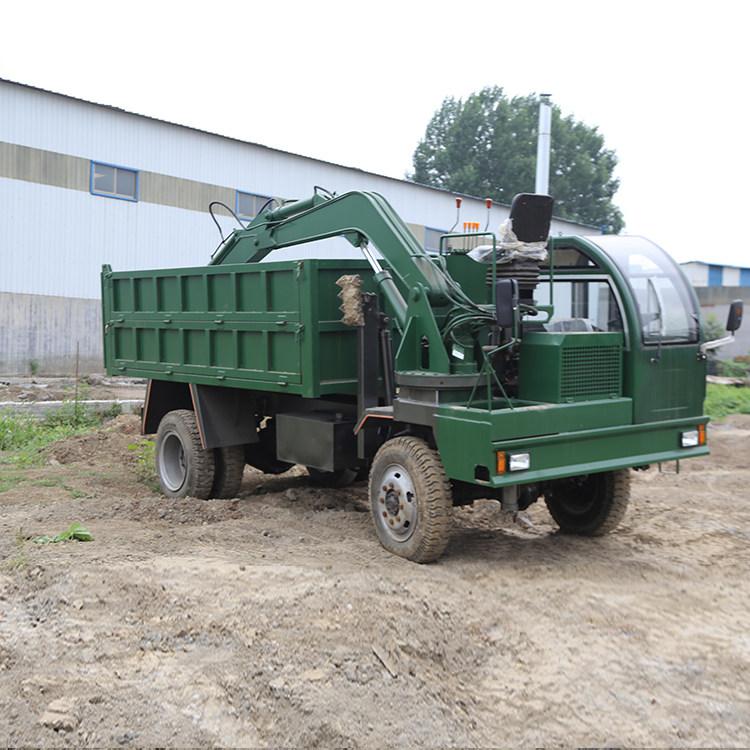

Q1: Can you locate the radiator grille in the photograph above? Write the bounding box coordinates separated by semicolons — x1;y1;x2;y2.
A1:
560;345;622;400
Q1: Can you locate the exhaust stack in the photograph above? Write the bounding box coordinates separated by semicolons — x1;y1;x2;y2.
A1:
535;94;552;195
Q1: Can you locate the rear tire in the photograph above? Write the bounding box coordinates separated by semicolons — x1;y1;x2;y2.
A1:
155;410;215;499
368;437;452;563
544;469;630;535
212;445;245;498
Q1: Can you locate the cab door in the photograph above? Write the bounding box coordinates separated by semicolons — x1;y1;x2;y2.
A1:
587;236;705;424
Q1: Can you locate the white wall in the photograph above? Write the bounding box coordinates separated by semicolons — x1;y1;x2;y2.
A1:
723;267;740;286
0;81;589;248
681;261;709;287
0;177;232;299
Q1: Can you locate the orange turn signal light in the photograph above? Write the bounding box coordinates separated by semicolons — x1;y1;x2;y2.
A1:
698;423;706;446
496;451;507;474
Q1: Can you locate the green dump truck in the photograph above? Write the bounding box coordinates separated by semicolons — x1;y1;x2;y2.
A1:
101;189;743;562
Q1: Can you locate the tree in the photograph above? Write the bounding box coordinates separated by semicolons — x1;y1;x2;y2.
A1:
410;87;624;233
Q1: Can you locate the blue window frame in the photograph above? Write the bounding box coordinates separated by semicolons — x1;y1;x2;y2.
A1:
424;226;448;254
708;264;723;287
236;190;272;220
90;161;139;202
740;268;750;287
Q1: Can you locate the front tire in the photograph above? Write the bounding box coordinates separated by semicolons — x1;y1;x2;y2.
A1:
368;437;452;563
544;469;630;535
155;410;215;499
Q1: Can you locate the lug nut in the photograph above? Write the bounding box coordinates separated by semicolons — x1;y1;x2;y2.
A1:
382;511;387;518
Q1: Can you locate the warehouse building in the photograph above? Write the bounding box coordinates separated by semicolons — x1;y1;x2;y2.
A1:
680;260;750;359
680;261;750;289
0;78;592;375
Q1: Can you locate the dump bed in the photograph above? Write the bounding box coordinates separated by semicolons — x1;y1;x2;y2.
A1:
101;258;373;398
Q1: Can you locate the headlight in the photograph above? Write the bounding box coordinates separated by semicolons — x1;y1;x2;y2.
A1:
509;452;531;471
681;429;699;447
681;425;707;448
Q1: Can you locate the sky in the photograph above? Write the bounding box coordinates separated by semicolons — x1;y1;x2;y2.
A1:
2;0;748;266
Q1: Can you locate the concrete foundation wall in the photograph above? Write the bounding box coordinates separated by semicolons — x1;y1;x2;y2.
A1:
0;292;102;375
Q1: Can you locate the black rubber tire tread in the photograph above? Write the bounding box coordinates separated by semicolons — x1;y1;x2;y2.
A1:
368;436;452;563
544;469;630;536
211;445;246;498
155;409;215;499
307;467;359;488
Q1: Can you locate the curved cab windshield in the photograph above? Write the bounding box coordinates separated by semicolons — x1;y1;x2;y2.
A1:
589;237;699;344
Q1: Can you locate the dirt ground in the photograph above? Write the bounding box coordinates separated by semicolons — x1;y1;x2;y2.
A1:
1;415;749;747
0;375;145;404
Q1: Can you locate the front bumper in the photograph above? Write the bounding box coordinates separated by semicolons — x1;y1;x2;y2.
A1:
435;409;709;487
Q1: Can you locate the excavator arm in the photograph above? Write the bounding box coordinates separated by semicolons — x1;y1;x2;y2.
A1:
210;190;453;331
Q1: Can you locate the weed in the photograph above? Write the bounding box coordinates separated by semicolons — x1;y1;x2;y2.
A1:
127;439;159;491
28;360;40;377
33;522;94;544
4;528;28;571
42;399;99;430
0;414;39;451
33;478;61;488
0;474;24;494
101;402;123;420
0;406;104;467
37;480;87;499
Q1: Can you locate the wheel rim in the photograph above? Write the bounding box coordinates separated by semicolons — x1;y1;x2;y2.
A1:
374;462;418;542
159;431;187;492
552;475;599;515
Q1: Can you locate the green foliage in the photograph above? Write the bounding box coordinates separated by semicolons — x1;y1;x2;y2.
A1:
33;522;94;544
101;402;123;420
718;359;750;378
43;399;99;430
0;405;103;466
704;384;750;419
28;360;39;377
127;438;158;490
702;313;725;346
411;87;623;232
0;414;39;452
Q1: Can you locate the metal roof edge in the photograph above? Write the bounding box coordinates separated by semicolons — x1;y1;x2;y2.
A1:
679;259;750;271
0;77;596;229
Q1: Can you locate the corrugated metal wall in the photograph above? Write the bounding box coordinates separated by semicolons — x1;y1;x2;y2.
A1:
0;176;232;299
